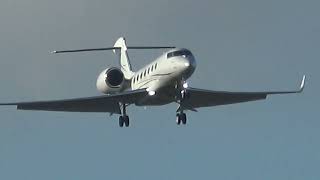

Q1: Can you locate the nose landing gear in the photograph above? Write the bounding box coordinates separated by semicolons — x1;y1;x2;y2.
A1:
180;89;190;100
175;80;190;126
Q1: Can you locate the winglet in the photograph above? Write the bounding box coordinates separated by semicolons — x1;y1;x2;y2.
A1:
298;75;306;92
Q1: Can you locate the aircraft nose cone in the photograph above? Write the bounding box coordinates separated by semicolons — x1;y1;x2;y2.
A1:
176;58;189;69
182;57;196;71
189;57;196;69
176;57;196;79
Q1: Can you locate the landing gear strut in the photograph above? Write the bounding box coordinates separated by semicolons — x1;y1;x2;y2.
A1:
119;103;130;127
180;89;190;100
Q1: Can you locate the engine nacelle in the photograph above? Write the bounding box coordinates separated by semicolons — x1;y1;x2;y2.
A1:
96;67;125;94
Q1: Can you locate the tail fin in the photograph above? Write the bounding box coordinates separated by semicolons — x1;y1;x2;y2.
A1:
113;37;134;79
51;37;174;80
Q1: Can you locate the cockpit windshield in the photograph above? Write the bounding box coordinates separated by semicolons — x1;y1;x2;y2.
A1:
167;50;192;59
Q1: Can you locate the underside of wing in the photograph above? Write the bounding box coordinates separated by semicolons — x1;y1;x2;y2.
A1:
181;89;267;110
180;75;306;111
0;89;147;114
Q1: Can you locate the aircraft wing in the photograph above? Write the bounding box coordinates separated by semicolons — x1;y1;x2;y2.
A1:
0;89;147;114
179;75;306;111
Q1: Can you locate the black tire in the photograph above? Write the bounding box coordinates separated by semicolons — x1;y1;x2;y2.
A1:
181;113;187;125
176;114;181;125
119;116;124;127
124;115;130;127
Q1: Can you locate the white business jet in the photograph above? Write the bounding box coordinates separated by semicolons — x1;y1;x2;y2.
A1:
0;37;306;127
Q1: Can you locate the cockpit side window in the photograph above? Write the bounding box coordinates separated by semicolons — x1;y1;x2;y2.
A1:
167;50;192;59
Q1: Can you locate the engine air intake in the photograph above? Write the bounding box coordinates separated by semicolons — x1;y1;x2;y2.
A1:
105;68;124;87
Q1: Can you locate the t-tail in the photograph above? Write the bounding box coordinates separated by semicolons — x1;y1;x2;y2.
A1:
51;37;175;80
113;37;134;79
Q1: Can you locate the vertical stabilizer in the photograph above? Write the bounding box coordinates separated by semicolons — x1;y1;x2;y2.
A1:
113;37;134;79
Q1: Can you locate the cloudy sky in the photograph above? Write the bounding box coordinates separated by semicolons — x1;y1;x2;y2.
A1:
0;0;319;179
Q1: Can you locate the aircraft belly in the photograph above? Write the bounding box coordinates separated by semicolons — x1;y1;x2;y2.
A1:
135;86;176;106
135;95;173;106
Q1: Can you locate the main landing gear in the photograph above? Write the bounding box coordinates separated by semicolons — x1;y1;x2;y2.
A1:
176;112;187;125
119;103;130;127
119;115;129;127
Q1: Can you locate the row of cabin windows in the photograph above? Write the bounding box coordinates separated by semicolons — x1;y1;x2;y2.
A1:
132;63;158;84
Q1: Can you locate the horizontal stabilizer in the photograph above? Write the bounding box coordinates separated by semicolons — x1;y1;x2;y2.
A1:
51;46;175;54
51;47;119;54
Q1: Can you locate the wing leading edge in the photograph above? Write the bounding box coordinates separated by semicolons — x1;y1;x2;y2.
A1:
0;89;148;114
179;75;306;111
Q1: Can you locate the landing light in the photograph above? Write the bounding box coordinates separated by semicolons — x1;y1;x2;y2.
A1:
183;82;189;89
148;90;156;96
184;62;190;67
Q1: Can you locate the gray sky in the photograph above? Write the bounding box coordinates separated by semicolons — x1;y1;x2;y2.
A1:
0;0;319;179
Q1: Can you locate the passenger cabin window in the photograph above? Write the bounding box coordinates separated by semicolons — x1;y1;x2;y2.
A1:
167;50;192;59
155;63;158;69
